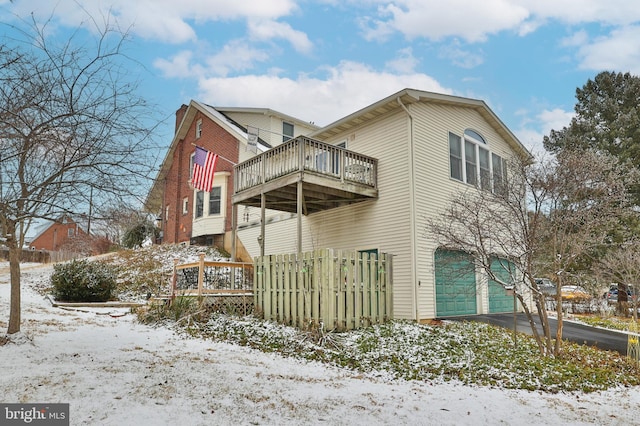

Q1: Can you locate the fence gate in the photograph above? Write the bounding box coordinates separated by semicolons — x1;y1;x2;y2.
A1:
254;248;393;331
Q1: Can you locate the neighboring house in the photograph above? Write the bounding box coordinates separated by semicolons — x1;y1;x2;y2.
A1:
29;215;89;252
146;101;319;257
232;88;531;321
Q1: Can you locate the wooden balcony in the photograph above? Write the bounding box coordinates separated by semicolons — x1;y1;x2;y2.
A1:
233;136;378;215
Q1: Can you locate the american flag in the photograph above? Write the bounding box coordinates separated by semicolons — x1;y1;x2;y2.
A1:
191;146;218;192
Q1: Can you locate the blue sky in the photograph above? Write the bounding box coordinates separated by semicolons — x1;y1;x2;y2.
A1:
2;0;639;156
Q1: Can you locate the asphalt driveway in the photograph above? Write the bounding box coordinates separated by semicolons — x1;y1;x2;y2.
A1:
441;313;632;355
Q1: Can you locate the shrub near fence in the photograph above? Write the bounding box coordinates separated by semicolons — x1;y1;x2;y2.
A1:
254;248;393;331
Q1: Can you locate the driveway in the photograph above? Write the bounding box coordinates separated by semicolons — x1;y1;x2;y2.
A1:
441;313;632;355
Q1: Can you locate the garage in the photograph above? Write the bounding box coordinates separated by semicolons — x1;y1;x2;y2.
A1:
488;258;515;313
435;249;477;316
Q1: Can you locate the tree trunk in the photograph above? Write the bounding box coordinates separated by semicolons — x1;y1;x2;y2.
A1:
7;232;21;334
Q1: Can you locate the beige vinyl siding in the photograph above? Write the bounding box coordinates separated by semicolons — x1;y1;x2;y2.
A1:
411;102;519;318
222;111;317;148
239;109;416;319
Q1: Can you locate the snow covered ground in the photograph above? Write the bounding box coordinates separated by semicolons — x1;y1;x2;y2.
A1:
0;261;638;426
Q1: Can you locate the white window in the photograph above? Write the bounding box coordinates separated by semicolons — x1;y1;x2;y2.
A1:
182;197;188;215
449;133;462;181
479;147;491;191
196;119;203;139
208;187;221;215
67;228;74;237
195;191;204;218
165;205;169;221
464;139;477;185
449;129;506;193
492;153;507;195
283;122;294;142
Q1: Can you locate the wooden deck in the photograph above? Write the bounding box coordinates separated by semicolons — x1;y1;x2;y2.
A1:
233;136;378;215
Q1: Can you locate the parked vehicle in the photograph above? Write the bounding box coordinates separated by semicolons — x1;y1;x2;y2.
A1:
534;278;557;297
605;284;637;304
560;285;590;301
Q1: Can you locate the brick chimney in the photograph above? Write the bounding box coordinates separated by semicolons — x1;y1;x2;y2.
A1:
175;104;188;133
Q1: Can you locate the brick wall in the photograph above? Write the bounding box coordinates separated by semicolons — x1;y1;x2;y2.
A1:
30;220;86;251
162;108;240;244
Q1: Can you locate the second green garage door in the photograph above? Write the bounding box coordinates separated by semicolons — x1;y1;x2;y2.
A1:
435;249;477;316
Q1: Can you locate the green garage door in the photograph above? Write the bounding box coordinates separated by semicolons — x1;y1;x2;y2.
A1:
435;249;477;316
489;258;516;313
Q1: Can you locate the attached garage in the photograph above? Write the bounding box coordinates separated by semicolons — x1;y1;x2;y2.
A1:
435;249;477;316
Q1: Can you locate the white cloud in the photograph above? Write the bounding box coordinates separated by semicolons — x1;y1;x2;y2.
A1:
205;40;271;77
248;19;313;54
575;26;640;74
561;30;589;48
362;0;530;42
360;0;640;44
154;51;201;78
439;40;484;69
385;47;419;73
196;61;451;125
515;107;574;155
523;0;640;26
5;0;300;44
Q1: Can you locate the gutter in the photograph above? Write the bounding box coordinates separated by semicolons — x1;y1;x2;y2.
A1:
397;97;420;321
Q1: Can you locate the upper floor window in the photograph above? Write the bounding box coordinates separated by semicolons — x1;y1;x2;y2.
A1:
196;119;203;139
283;122;294;142
449;133;462;181
449;129;507;194
67;228;75;237
182;197;188;215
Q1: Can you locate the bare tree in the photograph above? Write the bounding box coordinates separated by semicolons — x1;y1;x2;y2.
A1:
0;15;161;335
430;150;637;356
597;238;640;320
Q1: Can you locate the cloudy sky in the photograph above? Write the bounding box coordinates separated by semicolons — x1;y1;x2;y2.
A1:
1;0;638;154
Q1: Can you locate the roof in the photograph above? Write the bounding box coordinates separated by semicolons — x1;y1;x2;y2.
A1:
29;215;88;243
213;106;320;130
145;101;317;212
310;88;531;159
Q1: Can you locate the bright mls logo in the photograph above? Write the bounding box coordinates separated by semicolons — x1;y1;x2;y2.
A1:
1;404;68;425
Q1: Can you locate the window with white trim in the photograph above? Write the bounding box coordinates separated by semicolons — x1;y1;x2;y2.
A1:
449;129;507;194
449;133;462;180
195;191;204;218
283;122;294;142
464;139;477;185
196;119;203;139
182;197;188;215
492;153;507;195
208;187;221;215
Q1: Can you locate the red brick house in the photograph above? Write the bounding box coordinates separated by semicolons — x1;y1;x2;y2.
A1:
146;101;317;258
29;215;89;252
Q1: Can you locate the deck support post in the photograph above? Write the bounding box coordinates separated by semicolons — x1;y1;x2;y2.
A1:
260;192;266;257
297;180;302;255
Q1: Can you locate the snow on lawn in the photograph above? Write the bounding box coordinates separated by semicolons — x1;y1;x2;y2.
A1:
0;261;638;425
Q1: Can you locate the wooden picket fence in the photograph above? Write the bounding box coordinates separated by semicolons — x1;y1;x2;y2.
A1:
254;248;393;331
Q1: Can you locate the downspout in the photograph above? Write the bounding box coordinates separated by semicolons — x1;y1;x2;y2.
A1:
397;97;420;321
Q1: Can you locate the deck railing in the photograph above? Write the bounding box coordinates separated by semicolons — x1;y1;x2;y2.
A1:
234;136;378;193
172;254;254;296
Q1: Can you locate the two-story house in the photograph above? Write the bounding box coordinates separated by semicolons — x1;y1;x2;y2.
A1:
29;215;89;252
231;88;531;321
